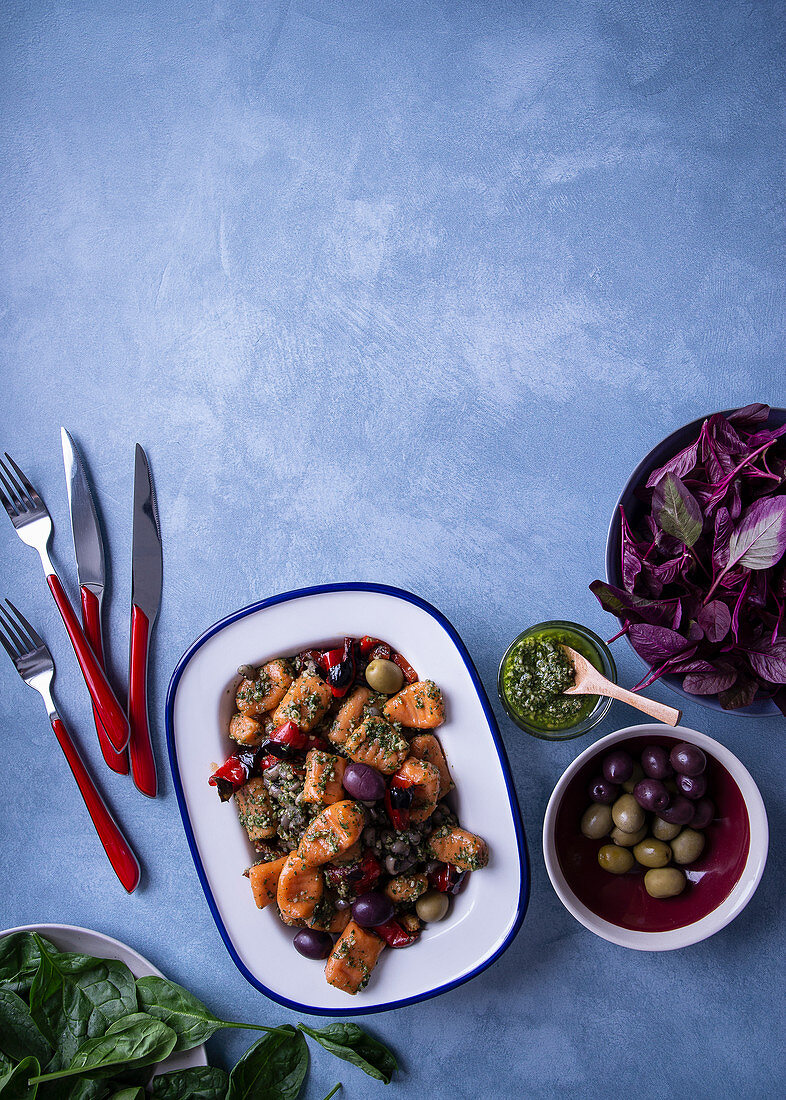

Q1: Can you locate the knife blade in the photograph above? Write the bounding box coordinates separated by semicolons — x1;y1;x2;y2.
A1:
61;428;129;774
128;444;162;797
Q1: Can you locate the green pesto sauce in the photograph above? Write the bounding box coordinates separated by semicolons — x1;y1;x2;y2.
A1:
502;628;601;730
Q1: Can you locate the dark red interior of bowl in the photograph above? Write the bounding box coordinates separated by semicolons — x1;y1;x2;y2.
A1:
555;735;750;932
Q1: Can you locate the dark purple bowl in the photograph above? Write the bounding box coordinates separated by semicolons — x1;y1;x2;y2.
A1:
605;407;786;718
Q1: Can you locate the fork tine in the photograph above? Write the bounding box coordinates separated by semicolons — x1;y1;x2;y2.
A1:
0;459;29;513
3;453;43;508
0;478;17;518
0;619;20;662
0;601;26;655
5;598;46;651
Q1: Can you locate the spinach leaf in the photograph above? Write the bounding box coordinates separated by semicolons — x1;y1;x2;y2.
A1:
135;977;259;1052
0;1057;40;1100
0;988;51;1064
0;933;42;996
298;1023;397;1084
0;1057;12;1076
150;1068;229;1100
28;936;137;1070
29;1014;176;1085
226;1028;308;1100
319;1087;342;1100
107;1090;144;1100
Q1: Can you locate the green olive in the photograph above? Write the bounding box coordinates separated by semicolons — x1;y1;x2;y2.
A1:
415;889;449;922
644;867;686;898
581;803;613;840
652;816;681;841
610;823;647;848
633;838;672;868
611;793;645;834
365;658;405;694
597;844;635;875
670;828;705;865
622;763;645;793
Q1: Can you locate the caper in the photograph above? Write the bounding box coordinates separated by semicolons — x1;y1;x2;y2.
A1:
237;663;257;680
622;762;645;793
580;803;613;840
632;838;672;868
415;889;450;922
611;793;645;834
610;823;648;848
597;844;634;875
652;816;681;841
365;659;405;694
670;828;705;865
644;867;686;898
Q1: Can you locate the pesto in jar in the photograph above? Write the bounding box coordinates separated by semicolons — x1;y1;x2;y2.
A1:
501;627;601;729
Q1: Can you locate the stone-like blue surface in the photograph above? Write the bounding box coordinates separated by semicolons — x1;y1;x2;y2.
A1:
1;1;784;1095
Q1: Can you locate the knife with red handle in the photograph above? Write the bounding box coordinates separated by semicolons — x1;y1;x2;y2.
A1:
128;444;162;797
61;429;130;765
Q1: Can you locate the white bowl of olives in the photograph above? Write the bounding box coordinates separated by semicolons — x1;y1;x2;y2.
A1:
542;725;768;950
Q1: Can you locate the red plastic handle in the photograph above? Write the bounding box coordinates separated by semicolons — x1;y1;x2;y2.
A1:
128;604;158;798
81;587;129;775
47;574;130;753
51;716;140;892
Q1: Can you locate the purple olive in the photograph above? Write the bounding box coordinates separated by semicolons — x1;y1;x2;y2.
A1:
676;772;707;800
633;778;671;813
603;750;634;784
589;777;619;804
342;762;386;802
669;742;707;776
293;929;333;960
641;745;673;779
658;794;695;826
352;891;395;928
691;798;715;829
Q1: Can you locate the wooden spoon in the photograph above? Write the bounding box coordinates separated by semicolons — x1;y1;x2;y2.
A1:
560;645;682;727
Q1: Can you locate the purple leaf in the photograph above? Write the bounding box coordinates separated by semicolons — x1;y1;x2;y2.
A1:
589;580;681;629
712;506;732;573
731;575;750;645
727;495;786;572
719;676;759;710
628;622;695;664
704;413;746;455
727;403;770;428
645;436;700;488
697;600;732;643
652;474;703;548
683;669;738;695
746;641;786;684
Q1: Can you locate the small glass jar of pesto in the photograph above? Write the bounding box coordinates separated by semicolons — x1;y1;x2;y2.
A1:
497;621;616;740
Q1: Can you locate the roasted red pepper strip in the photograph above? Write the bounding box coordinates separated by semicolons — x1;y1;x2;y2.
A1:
373;918;419;948
322;637;356;698
359;635;383;655
391;651;418;684
353;850;382;895
269;720;309;751
208;754;250;801
368;642;392;661
428;861;467;894
304;734;332;753
384;774;414;831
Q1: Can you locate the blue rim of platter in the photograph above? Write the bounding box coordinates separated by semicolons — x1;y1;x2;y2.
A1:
166;581;530;1016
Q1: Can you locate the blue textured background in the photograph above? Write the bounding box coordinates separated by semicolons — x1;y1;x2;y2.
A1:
1;1;784;1095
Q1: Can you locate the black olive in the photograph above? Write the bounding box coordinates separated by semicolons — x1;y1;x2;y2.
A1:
388;785;414;810
327;658;354;690
257;740;294;762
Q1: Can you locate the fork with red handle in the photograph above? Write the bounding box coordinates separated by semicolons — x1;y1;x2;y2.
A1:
0;598;139;892
0;453;130;753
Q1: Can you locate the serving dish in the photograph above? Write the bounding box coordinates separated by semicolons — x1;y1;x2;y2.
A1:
542;725;768;950
166;583;529;1015
605;407;786;716
0;923;207;1072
